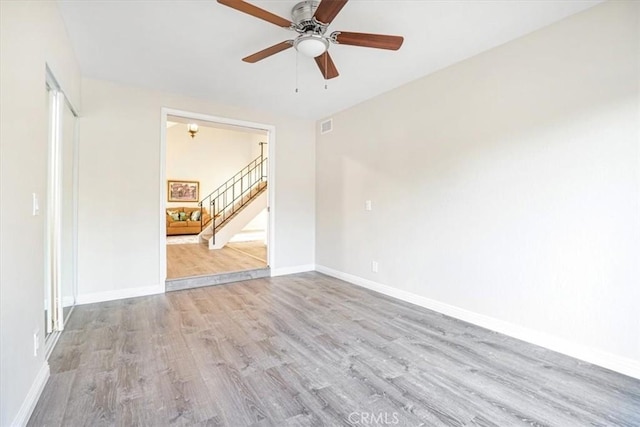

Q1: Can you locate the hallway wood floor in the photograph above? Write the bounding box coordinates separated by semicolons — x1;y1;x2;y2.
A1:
227;241;267;262
29;273;640;426
166;240;267;279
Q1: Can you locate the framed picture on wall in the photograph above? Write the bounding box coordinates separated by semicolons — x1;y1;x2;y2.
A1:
168;180;199;202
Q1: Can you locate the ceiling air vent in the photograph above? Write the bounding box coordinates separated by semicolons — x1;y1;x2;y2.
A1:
320;118;333;135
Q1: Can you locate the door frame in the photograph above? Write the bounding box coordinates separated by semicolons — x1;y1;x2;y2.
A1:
159;108;276;285
44;65;80;359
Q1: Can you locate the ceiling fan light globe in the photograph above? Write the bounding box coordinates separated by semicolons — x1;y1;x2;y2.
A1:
294;35;328;58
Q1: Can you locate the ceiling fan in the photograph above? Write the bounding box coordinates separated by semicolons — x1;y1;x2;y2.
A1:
217;0;404;80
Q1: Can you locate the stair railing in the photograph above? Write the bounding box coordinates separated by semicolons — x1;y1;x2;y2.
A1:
198;153;268;245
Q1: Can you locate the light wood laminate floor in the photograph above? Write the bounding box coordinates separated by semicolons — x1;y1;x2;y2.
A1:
166;241;267;279
227;241;267;262
29;273;640;426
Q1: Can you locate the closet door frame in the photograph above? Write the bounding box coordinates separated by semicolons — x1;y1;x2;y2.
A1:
43;66;79;358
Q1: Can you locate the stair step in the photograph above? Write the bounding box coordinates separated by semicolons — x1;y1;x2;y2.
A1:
198;180;268;246
165;267;271;292
214;184;267;230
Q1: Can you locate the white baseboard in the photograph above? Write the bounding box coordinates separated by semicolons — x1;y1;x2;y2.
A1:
271;264;316;277
12;362;50;427
76;284;164;305
315;265;640;380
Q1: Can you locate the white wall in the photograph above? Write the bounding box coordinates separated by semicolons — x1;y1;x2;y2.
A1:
0;1;81;425
316;1;640;376
166;124;264;209
242;209;268;232
77;78;315;298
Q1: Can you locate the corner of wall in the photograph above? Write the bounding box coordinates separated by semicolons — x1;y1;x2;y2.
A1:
11;362;50;427
271;264;316;277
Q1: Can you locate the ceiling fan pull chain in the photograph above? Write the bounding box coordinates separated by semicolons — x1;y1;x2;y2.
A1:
324;53;328;90
295;50;299;93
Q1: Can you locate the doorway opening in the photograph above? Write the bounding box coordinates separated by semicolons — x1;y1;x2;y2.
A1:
160;109;275;291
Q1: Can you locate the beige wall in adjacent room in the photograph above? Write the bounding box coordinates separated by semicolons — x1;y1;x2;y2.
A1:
316;1;639;373
77;78;316;298
166;123;264;209
0;1;81;424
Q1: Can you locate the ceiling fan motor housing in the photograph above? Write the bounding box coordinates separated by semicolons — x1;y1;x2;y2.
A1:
291;0;330;58
292;1;324;32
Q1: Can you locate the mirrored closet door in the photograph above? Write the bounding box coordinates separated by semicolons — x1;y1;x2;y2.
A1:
44;69;79;352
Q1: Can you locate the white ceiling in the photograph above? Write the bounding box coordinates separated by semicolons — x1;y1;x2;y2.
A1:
167;115;268;135
57;0;601;120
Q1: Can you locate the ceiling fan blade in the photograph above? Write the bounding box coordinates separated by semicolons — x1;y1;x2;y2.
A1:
333;31;404;50
313;0;348;25
243;41;293;63
217;0;292;28
314;51;339;80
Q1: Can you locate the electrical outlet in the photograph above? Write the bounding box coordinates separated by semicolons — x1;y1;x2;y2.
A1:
372;261;379;273
365;200;372;211
33;330;40;357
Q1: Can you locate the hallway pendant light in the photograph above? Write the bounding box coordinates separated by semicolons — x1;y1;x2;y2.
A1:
187;123;199;138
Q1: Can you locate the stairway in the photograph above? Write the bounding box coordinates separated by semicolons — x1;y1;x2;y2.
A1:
199;181;267;249
197;155;268;250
